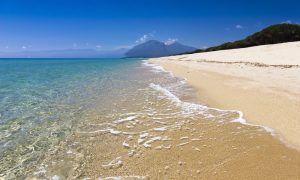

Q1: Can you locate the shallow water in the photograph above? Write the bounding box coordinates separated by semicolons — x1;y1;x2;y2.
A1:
0;58;300;179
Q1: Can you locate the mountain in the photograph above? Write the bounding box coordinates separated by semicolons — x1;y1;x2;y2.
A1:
125;40;196;58
0;48;128;58
190;23;300;54
167;42;197;55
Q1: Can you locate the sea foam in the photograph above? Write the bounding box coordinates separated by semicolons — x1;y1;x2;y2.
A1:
142;60;171;74
145;59;276;135
149;82;275;134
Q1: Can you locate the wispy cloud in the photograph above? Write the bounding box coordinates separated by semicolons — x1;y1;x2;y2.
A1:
226;25;243;31
164;38;178;45
135;33;154;44
235;24;243;29
281;20;292;24
115;32;155;49
115;31;156;50
95;45;102;49
22;46;27;49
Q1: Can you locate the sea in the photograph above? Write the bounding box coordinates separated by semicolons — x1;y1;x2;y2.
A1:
1;58;300;179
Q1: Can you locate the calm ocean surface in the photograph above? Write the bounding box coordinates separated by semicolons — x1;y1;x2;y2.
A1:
1;58;299;179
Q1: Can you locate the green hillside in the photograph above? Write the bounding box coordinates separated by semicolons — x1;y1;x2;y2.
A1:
191;23;300;53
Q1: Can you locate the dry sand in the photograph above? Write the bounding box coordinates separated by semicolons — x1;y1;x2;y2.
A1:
150;41;300;149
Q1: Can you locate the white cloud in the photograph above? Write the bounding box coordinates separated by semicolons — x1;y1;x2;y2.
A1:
235;25;243;29
96;45;102;49
136;33;154;44
115;31;156;49
5;46;8;49
22;46;27;49
282;20;292;24
164;38;178;45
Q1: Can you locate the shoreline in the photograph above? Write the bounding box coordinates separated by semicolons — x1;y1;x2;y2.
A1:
149;41;300;150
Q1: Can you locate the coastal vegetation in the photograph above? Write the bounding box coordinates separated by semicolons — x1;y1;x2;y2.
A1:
189;23;300;53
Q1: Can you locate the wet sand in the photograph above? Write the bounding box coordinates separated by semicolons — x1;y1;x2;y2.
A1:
84;120;300;179
64;99;300;179
150;41;300;150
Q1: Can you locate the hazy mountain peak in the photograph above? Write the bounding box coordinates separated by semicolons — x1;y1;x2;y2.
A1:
125;40;196;58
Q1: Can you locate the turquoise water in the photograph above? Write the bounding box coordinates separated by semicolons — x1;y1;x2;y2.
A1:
0;58;149;178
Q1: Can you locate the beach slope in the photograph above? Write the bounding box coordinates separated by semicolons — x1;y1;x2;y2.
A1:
149;41;300;149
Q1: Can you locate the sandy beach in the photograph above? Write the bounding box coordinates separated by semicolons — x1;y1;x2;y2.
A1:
150;41;300;149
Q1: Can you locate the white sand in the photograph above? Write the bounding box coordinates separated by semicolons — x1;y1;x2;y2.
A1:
162;41;300;65
150;41;300;149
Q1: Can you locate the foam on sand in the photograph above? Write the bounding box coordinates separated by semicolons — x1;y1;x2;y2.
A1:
149;82;275;135
142;60;167;73
122;141;130;149
143;136;162;148
102;156;123;169
114;115;138;124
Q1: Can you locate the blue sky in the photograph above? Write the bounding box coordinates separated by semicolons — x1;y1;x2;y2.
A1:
0;0;299;52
